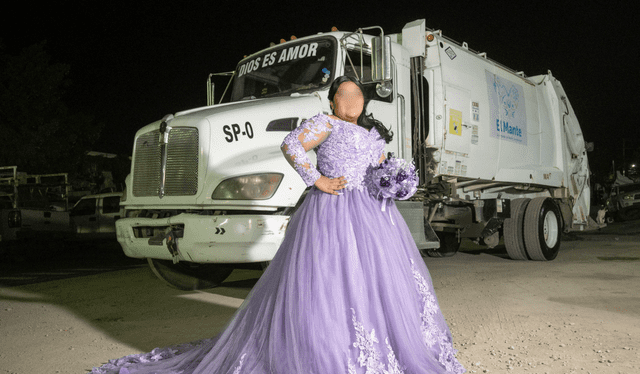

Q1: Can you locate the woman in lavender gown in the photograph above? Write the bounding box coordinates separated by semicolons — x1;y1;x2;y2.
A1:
90;76;465;374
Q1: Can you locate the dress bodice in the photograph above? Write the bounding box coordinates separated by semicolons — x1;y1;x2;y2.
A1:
281;113;386;191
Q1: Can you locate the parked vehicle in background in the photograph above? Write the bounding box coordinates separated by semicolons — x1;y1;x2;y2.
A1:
609;183;640;221
0;168;18;244
70;192;124;240
0;192;18;243
0;193;13;210
0;166;72;247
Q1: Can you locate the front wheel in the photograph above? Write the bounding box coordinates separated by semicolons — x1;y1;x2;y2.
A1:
147;258;234;290
523;197;561;261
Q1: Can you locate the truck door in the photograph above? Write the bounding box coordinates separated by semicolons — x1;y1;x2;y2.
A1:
444;86;471;155
99;195;122;234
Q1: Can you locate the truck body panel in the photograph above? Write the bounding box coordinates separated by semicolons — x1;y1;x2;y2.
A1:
16;209;70;239
422;30;589;227
125;95;323;209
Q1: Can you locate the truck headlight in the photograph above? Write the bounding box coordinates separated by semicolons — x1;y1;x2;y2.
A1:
212;173;283;200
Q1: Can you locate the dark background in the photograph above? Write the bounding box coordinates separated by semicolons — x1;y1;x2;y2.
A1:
2;0;638;181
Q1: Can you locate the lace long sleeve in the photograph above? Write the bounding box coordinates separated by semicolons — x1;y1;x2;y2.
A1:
281;114;333;187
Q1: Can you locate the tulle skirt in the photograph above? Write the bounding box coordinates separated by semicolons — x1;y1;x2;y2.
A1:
91;187;465;374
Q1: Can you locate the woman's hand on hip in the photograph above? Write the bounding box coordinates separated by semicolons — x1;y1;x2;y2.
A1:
314;175;347;195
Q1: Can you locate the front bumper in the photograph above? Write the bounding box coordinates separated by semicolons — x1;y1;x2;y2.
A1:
116;213;290;263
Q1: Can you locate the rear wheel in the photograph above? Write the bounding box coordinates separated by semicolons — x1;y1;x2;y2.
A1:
523;197;561;261
503;198;530;260
426;231;460;257
147;258;234;290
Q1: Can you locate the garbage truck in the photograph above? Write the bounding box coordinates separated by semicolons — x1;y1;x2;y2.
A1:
115;19;590;289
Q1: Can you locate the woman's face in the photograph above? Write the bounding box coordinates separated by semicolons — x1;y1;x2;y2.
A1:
331;81;364;124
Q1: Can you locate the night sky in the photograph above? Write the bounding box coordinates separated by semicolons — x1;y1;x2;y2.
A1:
3;1;638;178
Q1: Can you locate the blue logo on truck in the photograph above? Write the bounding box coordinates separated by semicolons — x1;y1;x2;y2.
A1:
485;71;527;145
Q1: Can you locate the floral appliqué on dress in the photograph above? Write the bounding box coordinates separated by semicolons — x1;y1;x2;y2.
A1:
348;308;406;374
282;113;385;190
411;259;466;374
232;353;247;374
344;259;465;374
91;339;212;374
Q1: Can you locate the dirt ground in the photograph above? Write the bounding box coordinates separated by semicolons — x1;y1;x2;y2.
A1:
0;221;639;374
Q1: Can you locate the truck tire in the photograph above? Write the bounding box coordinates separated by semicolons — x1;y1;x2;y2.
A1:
426;231;460;257
147;258;234;290
503;198;530;260
523;197;561;261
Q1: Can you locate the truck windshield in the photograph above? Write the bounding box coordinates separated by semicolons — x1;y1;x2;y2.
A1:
230;37;336;101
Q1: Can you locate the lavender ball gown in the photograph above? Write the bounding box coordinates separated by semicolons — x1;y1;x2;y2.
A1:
90;113;465;374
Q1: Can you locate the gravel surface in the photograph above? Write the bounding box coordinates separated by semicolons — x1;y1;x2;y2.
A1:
0;221;638;374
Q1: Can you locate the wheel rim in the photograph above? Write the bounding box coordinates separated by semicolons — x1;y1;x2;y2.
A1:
543;211;559;247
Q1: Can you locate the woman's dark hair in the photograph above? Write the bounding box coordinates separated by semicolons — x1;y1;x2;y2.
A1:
328;76;393;143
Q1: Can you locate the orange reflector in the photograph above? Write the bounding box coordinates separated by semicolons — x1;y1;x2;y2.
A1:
290;35;297;40
426;34;435;42
331;26;338;31
280;39;286;44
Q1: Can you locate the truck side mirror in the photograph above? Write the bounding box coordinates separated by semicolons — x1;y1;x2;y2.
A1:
207;71;235;105
371;35;393;98
207;74;215;106
371;36;391;81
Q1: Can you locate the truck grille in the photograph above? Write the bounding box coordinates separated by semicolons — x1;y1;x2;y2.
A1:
132;128;199;197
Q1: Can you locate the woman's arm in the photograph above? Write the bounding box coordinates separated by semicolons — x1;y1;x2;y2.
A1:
281;115;332;187
281;115;346;195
